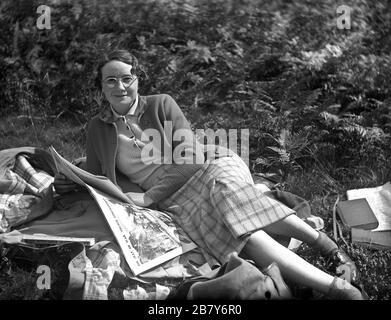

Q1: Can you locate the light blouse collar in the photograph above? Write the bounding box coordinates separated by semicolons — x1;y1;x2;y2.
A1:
110;95;139;120
99;95;150;124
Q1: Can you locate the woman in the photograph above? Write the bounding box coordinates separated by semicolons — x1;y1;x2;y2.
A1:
55;49;364;299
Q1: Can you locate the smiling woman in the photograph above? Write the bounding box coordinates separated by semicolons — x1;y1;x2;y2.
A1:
96;51;146;116
101;62;138;115
53;49;366;300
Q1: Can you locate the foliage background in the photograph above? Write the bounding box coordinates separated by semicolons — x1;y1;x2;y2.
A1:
0;0;391;299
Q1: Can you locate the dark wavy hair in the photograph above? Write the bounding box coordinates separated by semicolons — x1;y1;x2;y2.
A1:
95;49;148;91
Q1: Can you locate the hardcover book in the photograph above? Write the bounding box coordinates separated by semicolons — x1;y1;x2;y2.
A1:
345;183;391;250
336;198;379;230
351;228;391;250
346;182;391;232
21;234;96;246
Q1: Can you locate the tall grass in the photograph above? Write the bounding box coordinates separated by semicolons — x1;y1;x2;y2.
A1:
0;115;86;160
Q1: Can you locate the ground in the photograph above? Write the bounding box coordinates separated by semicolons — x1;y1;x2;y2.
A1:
0;116;390;300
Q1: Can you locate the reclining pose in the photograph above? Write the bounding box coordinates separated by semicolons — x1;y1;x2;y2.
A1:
55;49;364;299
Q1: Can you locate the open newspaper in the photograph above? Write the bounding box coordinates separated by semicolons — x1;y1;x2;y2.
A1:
48;146;197;275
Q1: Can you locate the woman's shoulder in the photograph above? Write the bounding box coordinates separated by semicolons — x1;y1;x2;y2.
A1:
143;93;176;105
142;94;180;117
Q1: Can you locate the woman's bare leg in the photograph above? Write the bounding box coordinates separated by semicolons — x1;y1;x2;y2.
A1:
262;214;320;244
240;229;334;294
263;214;344;260
240;229;364;299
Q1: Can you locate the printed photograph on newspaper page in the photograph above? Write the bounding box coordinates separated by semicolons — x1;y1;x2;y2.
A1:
86;185;197;275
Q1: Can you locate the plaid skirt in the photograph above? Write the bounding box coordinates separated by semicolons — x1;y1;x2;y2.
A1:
160;152;295;266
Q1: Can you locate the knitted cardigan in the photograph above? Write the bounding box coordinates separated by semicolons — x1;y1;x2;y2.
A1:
86;94;205;203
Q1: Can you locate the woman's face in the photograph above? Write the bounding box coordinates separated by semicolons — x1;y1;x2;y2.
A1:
101;60;139;114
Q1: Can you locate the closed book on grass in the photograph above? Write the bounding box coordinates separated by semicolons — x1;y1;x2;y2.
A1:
351;228;391;250
336;198;379;230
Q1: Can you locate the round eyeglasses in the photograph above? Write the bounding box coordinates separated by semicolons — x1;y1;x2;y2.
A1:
102;75;137;89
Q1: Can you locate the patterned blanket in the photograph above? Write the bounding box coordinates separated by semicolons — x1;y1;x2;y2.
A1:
0;147;324;300
0;147;209;299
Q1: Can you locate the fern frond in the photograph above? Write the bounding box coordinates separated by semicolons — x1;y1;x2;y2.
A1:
267;146;284;154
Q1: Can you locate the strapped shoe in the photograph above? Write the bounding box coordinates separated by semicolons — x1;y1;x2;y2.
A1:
325;247;360;284
313;231;360;285
328;277;368;300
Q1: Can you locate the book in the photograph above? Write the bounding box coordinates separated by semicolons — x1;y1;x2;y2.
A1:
344;183;391;250
346;182;391;232
48;146;197;275
351;228;391;250
21;234;95;246
336;198;379;230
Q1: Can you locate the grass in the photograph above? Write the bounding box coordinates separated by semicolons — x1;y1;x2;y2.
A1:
0;115;86;160
1;115;390;300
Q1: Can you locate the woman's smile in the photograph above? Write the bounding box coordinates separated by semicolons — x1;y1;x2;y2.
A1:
101;60;139;113
113;94;128;97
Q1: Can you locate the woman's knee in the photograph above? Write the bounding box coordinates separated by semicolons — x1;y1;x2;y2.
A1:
240;230;273;256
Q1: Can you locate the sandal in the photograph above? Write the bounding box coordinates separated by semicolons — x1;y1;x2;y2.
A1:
325;247;360;284
328;277;368;300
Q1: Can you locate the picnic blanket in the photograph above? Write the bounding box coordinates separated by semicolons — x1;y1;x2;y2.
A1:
0;147;210;300
0;147;324;300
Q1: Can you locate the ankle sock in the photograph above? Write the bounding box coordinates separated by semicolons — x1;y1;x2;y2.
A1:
312;231;338;256
327;277;364;300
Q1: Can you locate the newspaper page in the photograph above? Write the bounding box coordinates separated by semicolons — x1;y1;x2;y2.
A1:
87;186;196;275
347;182;391;231
49;146;131;203
48;146;197;275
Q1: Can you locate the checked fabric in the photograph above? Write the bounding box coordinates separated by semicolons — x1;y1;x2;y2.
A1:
0;153;54;233
160;151;295;266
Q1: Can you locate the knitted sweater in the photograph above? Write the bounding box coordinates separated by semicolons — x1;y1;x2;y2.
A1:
86;94;205;203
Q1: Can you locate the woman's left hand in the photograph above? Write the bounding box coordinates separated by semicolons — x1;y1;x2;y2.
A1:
125;192;153;207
